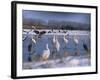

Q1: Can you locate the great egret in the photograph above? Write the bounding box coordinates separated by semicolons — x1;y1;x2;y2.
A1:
63;35;69;57
42;44;50;61
52;35;60;58
53;35;60;52
63;35;68;44
55;38;60;52
74;37;79;45
53;35;56;44
23;30;32;41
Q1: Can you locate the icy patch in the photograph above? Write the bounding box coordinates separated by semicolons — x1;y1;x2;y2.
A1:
23;56;90;69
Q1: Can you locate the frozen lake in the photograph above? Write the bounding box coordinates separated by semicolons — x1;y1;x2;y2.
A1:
22;29;91;69
23;55;91;69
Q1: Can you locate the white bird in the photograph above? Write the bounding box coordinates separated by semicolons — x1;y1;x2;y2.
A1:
52;35;60;52
23;30;33;41
55;38;60;52
31;37;36;44
73;36;79;45
53;35;56;44
63;35;68;44
42;44;50;61
52;35;60;59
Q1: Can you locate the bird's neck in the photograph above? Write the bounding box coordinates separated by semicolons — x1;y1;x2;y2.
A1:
46;47;49;50
46;44;49;50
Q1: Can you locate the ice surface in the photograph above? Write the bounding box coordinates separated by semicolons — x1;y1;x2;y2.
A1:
22;29;91;69
23;56;90;69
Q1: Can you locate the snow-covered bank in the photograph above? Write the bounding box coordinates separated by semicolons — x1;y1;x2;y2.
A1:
23;29;90;36
23;55;90;69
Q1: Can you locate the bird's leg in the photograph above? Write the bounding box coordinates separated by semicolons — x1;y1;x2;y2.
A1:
74;43;78;51
51;43;55;59
65;44;67;51
28;41;32;62
28;52;32;62
74;46;80;56
52;48;56;59
74;43;77;56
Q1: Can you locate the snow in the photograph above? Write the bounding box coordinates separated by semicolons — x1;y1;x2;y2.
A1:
23;55;90;69
22;29;91;69
23;29;90;36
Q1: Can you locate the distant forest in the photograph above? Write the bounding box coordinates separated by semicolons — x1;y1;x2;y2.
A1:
23;18;91;30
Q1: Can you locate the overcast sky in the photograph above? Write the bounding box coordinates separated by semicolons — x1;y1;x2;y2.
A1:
23;10;91;24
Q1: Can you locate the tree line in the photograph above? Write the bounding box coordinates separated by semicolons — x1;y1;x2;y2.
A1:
23;18;90;30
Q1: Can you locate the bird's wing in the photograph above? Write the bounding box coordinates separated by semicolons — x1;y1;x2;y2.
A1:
32;38;36;44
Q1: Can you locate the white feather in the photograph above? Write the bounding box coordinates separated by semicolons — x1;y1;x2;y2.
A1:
42;44;50;60
63;35;68;44
55;38;60;52
31;37;36;44
53;35;56;44
74;38;78;44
